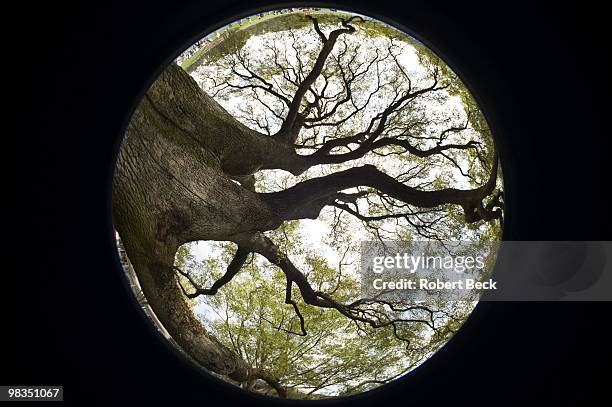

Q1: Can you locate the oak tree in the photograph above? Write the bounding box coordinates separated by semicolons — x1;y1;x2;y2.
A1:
113;9;503;398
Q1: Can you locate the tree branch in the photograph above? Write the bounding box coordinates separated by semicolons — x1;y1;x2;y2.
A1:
229;232;439;347
254;371;288;398
260;149;499;223
175;247;250;298
275;16;362;144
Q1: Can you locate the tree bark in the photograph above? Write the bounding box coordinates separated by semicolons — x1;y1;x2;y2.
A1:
112;64;282;381
145;63;309;176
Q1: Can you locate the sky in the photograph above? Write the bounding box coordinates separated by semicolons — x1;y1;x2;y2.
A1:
165;8;500;396
182;9;496;277
179;5;499;321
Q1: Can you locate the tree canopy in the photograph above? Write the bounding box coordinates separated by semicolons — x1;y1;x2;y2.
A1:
113;7;503;400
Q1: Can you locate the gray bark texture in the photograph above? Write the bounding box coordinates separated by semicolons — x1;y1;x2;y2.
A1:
113;64;279;382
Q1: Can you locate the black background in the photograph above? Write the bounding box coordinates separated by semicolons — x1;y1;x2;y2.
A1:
7;0;611;405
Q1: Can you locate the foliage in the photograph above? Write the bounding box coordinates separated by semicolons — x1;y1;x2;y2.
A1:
178;239;468;398
165;7;504;398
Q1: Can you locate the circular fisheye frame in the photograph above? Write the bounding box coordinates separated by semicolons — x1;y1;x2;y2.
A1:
112;7;503;399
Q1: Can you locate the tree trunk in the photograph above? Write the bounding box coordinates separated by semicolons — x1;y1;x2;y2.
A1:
112;63;279;381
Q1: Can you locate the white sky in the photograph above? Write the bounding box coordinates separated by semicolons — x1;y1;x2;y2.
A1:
183;6;496;326
172;8;497;396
